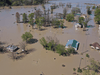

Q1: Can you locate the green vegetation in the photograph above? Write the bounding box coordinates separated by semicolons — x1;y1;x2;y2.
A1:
36;17;44;30
28;13;34;28
40;37;77;56
21;32;33;42
77;67;82;73
0;0;45;6
92;6;96;9
86;54;89;58
73;68;76;71
79;17;84;25
52;18;60;28
71;7;81;15
87;58;100;72
94;8;100;24
66;14;74;22
23;13;27;23
83;69;90;75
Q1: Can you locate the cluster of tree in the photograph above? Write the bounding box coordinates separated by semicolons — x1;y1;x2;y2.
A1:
71;7;81;15
86;6;92;15
66;13;74;22
52;18;64;28
94;8;100;24
82;58;100;75
40;37;77;56
0;0;46;6
21;32;33;43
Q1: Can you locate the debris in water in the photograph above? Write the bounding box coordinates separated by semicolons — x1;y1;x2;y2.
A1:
54;58;56;60
62;64;65;67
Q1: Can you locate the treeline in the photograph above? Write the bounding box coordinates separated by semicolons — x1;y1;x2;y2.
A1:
0;0;46;6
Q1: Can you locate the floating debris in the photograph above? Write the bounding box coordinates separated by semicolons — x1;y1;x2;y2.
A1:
28;11;30;12
12;14;14;15
62;64;65;67
54;58;56;60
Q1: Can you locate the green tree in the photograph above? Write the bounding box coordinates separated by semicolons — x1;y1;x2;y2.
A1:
86;54;89;58
23;13;27;23
21;32;33;42
94;14;100;24
55;44;67;56
88;58;100;72
60;20;64;28
94;8;100;16
83;69;90;75
36;17;44;30
92;6;95;9
52;18;60;28
66;14;74;22
28;13;34;28
79;17;84;25
67;47;75;54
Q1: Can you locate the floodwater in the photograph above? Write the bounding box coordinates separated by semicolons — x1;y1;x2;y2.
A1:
0;0;100;75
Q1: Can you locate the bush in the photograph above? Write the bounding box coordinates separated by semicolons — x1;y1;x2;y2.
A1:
87;9;92;15
73;68;76;71
86;54;89;58
77;68;82;73
92;6;95;9
66;14;74;22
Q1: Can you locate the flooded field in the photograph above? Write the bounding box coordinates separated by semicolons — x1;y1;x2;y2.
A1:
0;0;100;75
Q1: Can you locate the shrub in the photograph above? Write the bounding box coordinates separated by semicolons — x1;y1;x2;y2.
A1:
77;68;82;73
86;54;89;58
66;14;74;22
73;68;76;71
92;6;95;9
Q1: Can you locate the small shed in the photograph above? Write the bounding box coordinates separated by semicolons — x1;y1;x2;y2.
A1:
90;42;100;50
65;39;79;50
6;45;18;52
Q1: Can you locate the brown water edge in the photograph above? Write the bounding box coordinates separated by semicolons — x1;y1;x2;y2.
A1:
0;7;100;75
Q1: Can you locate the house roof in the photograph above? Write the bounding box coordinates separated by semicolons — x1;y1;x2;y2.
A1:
65;39;79;49
90;42;100;49
6;45;17;51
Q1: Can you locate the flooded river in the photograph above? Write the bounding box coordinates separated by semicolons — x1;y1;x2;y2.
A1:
0;0;100;75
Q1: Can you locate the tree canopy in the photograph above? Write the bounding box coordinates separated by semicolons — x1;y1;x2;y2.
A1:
66;14;74;22
21;32;33;42
94;8;100;24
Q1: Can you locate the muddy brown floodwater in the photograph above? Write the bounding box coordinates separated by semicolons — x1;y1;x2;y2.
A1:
0;1;100;75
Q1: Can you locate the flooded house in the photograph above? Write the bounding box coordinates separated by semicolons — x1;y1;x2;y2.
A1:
65;39;79;50
90;42;100;50
6;45;18;52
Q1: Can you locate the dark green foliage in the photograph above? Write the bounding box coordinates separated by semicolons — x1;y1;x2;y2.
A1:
92;6;95;9
23;13;27;23
94;8;100;24
28;13;34;28
40;37;77;56
55;44;67;56
87;9;92;15
0;0;45;6
79;17;84;25
21;32;33;42
67;47;75;54
66;14;74;22
77;68;82;73
36;17;44;30
73;68;76;71
52;18;60;28
86;54;89;58
71;7;81;15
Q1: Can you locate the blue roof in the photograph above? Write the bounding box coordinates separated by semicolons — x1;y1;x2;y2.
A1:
65;39;79;50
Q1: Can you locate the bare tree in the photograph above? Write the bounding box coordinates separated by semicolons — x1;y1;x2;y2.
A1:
16;12;20;23
34;9;43;19
19;41;26;50
63;7;68;19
